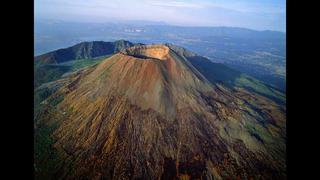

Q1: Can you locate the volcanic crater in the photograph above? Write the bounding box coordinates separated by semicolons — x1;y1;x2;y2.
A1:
34;43;286;180
121;45;169;60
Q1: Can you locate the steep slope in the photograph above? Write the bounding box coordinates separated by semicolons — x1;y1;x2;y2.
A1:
167;44;286;105
35;44;286;180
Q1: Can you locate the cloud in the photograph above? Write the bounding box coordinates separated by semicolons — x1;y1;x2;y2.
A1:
148;1;205;8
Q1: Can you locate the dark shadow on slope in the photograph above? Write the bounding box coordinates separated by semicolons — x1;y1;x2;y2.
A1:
187;56;242;86
34;64;71;88
187;56;285;105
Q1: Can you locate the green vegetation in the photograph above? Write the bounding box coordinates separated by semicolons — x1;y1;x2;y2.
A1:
234;74;285;104
187;56;241;85
187;55;285;105
61;56;109;71
245;122;272;144
34;88;55;121
35;40;133;63
34;88;52;107
48;94;65;106
34;107;65;180
34;120;59;170
34;56;107;88
34;89;73;179
34;65;71;88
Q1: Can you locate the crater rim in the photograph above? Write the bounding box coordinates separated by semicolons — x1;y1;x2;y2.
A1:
120;44;170;61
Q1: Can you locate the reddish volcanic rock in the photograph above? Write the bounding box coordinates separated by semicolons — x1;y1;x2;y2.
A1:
35;44;286;180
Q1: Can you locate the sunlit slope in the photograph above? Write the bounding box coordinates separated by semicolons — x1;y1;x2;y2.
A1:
35;44;286;180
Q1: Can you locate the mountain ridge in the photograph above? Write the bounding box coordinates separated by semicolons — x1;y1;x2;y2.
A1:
35;40;134;65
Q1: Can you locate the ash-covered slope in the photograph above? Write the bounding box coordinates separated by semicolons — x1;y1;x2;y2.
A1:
35;44;286;180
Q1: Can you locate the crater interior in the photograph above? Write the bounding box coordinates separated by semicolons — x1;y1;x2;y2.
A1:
121;45;170;60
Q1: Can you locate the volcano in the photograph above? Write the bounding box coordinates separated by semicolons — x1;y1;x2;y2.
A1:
34;44;286;180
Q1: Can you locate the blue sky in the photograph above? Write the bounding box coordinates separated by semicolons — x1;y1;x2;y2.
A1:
35;0;286;32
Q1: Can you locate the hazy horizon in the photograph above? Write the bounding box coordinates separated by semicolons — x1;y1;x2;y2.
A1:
35;0;286;32
35;18;286;33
